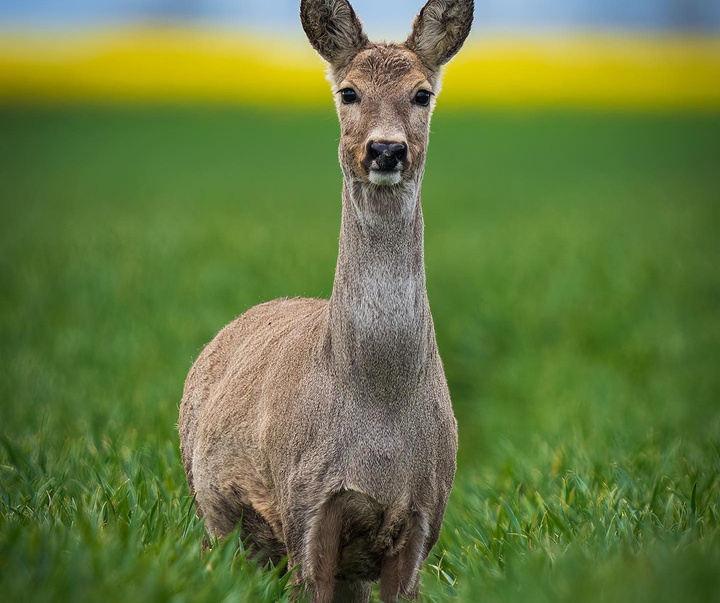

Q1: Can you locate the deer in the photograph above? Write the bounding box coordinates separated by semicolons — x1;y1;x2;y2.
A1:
178;1;473;601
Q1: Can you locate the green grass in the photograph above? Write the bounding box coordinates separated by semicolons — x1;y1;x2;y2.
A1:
1;105;719;602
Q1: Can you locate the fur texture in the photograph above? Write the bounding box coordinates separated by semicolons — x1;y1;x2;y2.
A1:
179;1;473;601
406;0;475;69
300;0;369;67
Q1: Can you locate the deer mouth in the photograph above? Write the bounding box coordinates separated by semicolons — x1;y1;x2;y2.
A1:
367;166;403;186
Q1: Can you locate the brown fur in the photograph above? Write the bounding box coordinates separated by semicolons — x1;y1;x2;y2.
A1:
179;1;473;601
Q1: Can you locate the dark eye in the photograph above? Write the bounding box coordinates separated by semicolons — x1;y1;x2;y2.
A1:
414;90;432;106
339;88;358;104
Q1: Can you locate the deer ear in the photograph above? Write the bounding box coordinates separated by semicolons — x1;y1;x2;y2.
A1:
300;0;369;67
406;0;474;69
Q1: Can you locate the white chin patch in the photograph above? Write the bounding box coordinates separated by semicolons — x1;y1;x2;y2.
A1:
368;169;402;187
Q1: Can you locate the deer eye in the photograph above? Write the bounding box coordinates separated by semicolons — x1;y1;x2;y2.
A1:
414;90;432;106
339;88;358;104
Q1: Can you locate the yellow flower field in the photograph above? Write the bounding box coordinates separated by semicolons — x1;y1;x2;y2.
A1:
0;27;719;108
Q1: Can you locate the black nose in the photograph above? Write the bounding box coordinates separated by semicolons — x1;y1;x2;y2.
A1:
369;141;407;170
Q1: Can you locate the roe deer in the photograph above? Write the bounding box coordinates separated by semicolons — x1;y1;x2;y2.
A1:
179;1;473;601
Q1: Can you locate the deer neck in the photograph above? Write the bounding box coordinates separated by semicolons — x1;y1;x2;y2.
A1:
326;176;435;395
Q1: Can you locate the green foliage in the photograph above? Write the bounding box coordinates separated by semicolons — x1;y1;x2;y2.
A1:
1;107;719;602
0;433;293;603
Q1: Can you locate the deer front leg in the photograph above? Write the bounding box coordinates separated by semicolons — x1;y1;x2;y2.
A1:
379;513;428;602
284;502;342;603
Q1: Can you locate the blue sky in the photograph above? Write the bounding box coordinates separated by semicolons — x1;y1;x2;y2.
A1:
1;0;719;34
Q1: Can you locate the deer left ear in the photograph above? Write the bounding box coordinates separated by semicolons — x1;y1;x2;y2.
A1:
300;0;369;68
406;0;474;69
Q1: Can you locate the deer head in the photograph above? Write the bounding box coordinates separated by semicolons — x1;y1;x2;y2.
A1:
301;0;474;193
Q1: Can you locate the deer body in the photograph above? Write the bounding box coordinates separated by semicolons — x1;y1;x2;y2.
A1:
179;2;473;601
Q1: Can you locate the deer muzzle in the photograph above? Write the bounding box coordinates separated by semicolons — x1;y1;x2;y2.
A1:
368;141;407;171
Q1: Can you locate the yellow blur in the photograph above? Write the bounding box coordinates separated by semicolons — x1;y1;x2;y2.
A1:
0;27;719;108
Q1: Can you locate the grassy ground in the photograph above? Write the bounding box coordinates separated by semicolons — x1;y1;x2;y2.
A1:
0;106;719;602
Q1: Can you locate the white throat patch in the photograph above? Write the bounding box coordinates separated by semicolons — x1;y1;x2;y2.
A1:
368;169;402;187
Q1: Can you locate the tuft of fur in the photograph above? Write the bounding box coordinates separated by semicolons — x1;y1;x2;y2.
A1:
180;2;473;602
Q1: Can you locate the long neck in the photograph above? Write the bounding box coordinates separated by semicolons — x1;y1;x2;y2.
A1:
326;178;436;397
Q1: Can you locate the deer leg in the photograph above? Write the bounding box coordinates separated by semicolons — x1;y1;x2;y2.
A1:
282;515;313;602
379;513;427;602
380;552;401;602
304;498;346;603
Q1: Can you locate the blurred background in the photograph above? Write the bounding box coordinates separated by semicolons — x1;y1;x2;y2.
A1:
2;0;719;29
1;0;719;107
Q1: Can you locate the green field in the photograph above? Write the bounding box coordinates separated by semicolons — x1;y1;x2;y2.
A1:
1;106;719;602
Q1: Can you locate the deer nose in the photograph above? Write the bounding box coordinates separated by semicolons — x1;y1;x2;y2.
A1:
368;141;407;170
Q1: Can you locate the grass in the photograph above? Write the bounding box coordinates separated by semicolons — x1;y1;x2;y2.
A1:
0;105;719;602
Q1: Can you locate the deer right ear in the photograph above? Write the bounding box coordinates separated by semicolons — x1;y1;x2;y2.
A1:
300;0;369;68
406;0;474;69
